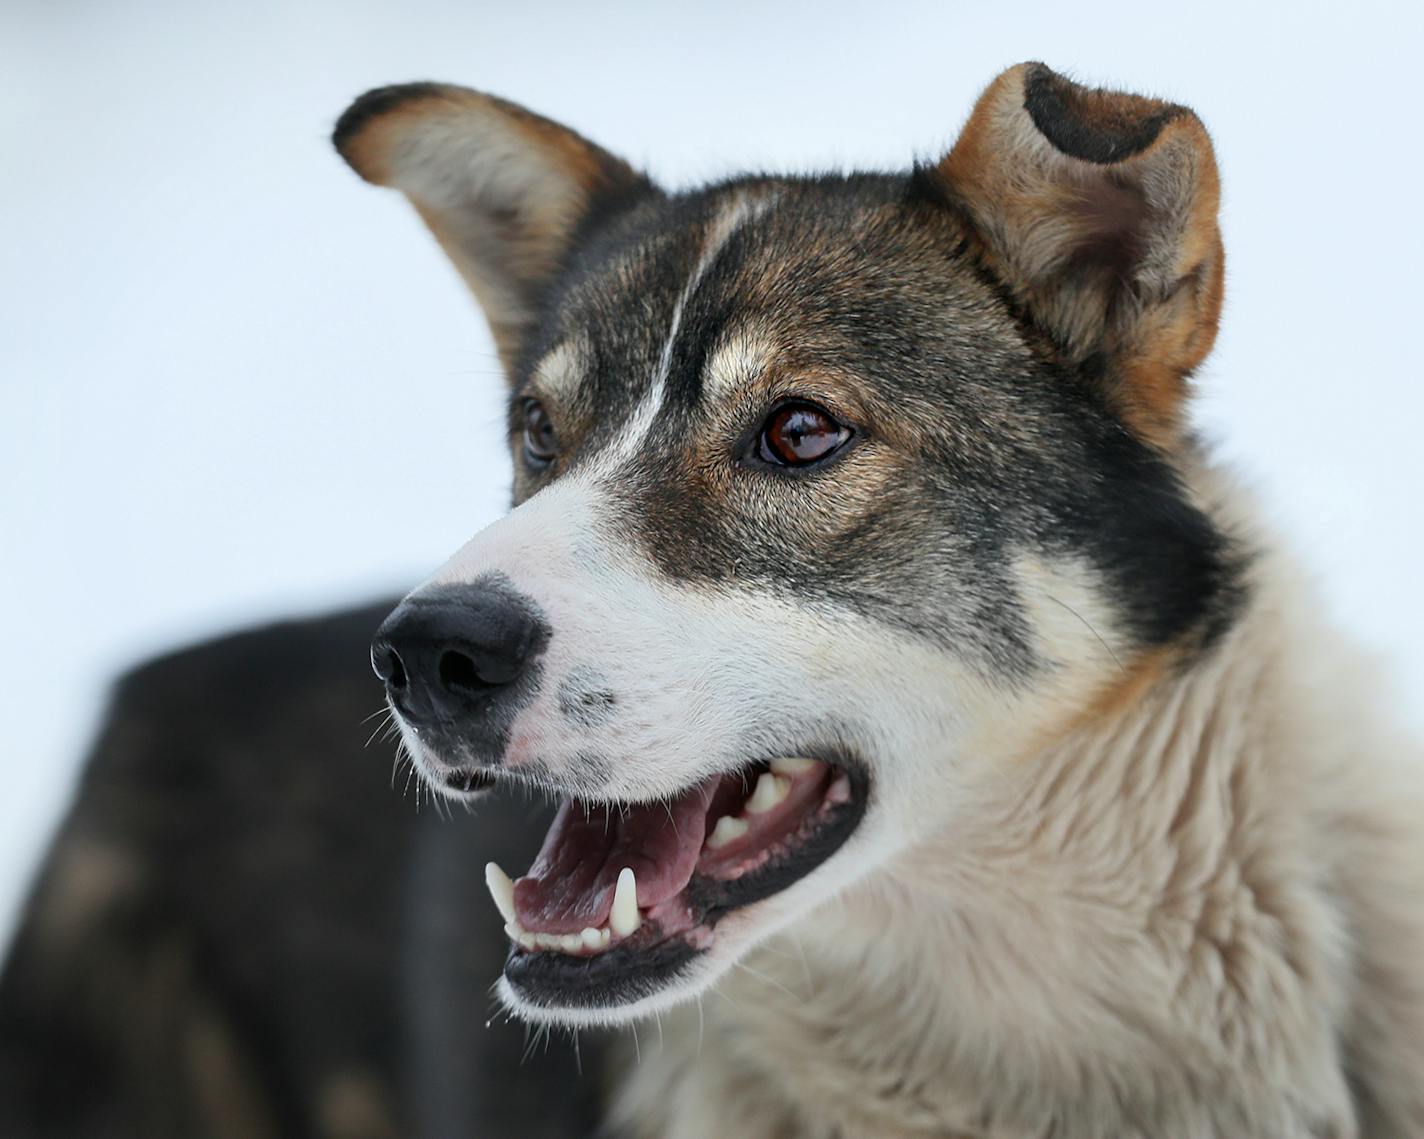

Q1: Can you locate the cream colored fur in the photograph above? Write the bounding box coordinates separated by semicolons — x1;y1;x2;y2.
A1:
605;472;1424;1139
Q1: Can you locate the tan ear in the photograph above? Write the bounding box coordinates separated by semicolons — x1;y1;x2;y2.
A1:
333;84;652;372
940;63;1223;446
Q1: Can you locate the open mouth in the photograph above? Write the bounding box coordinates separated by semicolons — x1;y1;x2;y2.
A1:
485;755;868;1010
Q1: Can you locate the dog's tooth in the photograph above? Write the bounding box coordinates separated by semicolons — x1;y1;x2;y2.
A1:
484;862;517;925
611;867;641;937
504;919;540;955
706;815;750;849
580;927;604;950
770;757;818;777
745;772;790;814
559;933;584;953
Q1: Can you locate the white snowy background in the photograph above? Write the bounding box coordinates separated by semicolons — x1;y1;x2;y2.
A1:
3;0;1421;940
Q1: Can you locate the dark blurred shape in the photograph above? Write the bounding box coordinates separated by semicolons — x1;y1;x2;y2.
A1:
0;603;609;1137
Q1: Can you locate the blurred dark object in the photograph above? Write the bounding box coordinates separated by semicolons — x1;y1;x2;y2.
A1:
0;603;608;1137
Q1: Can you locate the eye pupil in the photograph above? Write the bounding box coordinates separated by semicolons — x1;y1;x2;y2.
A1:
522;399;558;466
759;403;849;467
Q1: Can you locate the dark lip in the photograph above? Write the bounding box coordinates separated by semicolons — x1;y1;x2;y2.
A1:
504;933;702;1011
438;767;497;795
394;726;499;797
391;701;508;798
501;753;871;1010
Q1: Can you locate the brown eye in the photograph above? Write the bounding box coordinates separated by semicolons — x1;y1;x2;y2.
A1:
522;399;558;467
756;402;851;468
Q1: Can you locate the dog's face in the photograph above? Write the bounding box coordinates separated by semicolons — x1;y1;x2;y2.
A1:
337;65;1239;1026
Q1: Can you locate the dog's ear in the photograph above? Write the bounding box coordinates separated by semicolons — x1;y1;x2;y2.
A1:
939;63;1223;446
334;84;653;372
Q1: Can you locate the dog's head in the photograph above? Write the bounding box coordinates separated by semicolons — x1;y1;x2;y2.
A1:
336;64;1240;1026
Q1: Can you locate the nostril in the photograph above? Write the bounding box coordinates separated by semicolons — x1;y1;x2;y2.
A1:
372;580;547;719
438;649;484;695
371;643;408;691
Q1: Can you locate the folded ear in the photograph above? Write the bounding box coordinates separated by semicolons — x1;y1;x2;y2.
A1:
939;63;1223;446
334;84;653;372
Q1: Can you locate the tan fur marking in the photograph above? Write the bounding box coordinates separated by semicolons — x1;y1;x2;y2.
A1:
32;836;142;944
338;87;624;198
1035;643;1177;763
528;341;585;406
941;64;1224;449
317;1071;401;1139
701;328;772;403
337;85;642;373
186;1011;281;1139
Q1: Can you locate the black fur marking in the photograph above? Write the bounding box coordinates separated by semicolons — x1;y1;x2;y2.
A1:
1039;406;1249;651
1022;63;1182;166
557;669;618;728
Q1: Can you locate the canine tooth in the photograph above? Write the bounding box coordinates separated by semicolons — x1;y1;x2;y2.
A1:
745;772;790;814
706;815;750;849
484;862;517;924
771;757;818;777
580;927;604;950
611;867;641;937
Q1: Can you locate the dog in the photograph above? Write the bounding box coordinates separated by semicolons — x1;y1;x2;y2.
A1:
3;62;1421;1138
336;62;1424;1137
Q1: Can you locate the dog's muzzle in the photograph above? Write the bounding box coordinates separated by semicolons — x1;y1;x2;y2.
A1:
370;577;549;766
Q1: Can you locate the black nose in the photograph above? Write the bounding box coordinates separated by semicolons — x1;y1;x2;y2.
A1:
371;581;548;727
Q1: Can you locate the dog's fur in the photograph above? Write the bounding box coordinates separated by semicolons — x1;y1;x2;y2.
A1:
4;64;1423;1137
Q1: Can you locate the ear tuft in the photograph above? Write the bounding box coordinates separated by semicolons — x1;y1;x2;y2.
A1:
941;63;1223;447
333;83;653;373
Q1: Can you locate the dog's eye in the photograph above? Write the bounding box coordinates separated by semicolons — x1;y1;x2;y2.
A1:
755;402;851;468
522;399;558;467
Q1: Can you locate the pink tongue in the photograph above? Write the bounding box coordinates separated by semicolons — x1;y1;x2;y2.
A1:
512;777;719;934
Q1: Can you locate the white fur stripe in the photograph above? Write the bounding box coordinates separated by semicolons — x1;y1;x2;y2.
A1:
601;191;776;463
